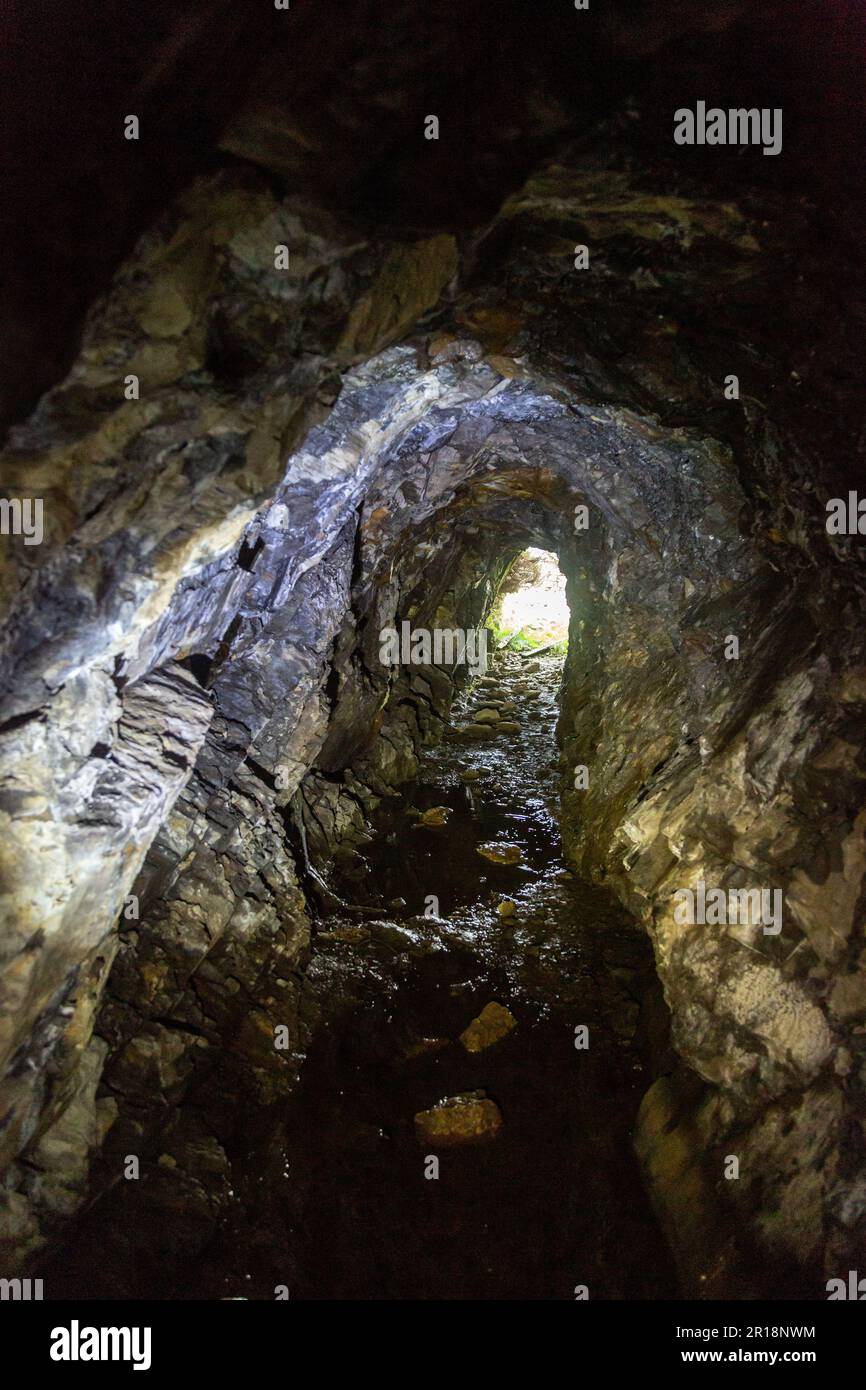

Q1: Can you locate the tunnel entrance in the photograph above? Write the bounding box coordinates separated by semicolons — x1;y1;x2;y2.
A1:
491;547;569;654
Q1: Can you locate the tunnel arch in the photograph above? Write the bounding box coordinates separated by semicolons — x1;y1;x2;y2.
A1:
0;335;848;1296
1;125;863;1300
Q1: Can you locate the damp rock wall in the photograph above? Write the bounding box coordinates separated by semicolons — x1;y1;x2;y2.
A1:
1;125;864;1293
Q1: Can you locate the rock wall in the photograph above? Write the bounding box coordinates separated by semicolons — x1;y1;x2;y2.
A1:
1;123;864;1292
0;164;459;1266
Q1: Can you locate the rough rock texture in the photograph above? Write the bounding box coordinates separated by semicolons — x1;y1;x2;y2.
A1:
459;1002;517;1054
4;0;862;434
414;1092;504;1148
1;87;865;1295
0;165;460;1267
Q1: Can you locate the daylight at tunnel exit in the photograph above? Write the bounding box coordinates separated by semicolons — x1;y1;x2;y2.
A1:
0;0;865;1360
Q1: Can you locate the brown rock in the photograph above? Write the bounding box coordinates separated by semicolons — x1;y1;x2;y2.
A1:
459;1002;517;1053
338;235;458;357
414;1091;503;1146
461;723;497;740
477;842;523;865
412;805;451;828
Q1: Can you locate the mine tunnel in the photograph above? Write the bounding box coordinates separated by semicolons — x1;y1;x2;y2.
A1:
0;1;865;1310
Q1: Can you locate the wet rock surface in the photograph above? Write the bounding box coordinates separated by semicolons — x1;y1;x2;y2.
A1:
459;1003;517;1054
41;655;680;1299
0;48;864;1295
414;1092;504;1148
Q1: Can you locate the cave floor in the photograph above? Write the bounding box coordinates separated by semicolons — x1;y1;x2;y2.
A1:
195;652;681;1300
41;652;681;1300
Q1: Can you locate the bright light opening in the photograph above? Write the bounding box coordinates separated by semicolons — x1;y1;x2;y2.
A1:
492;548;569;651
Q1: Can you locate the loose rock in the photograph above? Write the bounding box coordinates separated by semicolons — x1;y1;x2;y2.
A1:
412;806;451;828
477;842;524;866
459;1002;517;1053
414;1091;503;1146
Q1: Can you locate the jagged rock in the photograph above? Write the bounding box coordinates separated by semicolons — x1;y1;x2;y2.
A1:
459;1002;517;1053
338;236;458;358
477;843;524;866
0;16;863;1296
414;1092;504;1147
